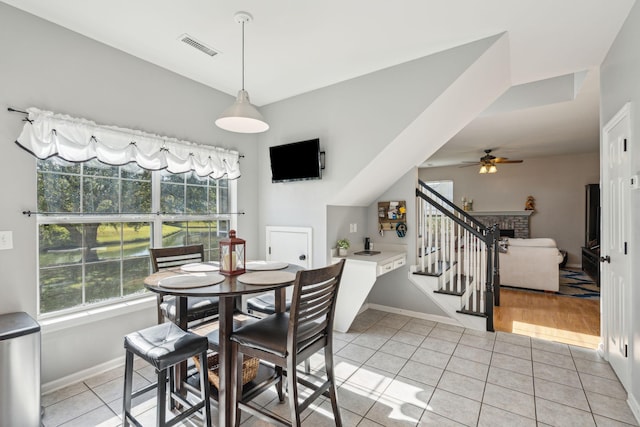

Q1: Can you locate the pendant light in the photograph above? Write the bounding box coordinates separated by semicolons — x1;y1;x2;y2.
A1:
215;12;269;133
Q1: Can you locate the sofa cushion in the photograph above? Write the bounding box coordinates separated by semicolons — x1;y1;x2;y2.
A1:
507;237;557;248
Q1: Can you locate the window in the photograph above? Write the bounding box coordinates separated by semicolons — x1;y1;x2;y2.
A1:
37;158;234;317
424;180;453;202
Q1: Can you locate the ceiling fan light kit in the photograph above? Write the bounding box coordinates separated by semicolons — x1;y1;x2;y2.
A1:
215;11;269;134
465;149;522;173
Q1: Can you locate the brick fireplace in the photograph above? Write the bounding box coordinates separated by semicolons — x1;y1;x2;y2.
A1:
469;211;533;238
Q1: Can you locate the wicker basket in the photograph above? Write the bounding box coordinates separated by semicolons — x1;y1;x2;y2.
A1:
193;352;259;389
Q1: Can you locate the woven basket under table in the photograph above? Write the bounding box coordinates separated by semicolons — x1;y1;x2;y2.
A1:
193;352;259;389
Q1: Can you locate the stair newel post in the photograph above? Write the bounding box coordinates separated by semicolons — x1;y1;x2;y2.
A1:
493;225;501;307
484;226;495;332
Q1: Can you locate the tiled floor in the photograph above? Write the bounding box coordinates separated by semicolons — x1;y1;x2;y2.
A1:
42;309;638;426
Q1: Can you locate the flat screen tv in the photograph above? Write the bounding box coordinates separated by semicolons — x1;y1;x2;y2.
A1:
269;138;322;183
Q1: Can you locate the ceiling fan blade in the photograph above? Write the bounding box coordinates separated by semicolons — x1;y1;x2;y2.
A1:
494;159;523;164
458;162;480;168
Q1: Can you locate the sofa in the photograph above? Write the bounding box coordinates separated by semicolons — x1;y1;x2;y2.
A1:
499;238;564;292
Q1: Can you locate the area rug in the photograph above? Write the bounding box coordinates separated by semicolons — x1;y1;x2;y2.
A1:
501;268;600;300
558;268;600;300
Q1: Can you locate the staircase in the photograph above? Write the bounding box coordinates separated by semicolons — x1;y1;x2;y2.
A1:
410;180;500;331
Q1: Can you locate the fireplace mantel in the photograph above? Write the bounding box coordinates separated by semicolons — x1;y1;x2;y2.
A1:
469;210;533;217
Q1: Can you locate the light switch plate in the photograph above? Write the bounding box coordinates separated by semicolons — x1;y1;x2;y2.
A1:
0;231;13;250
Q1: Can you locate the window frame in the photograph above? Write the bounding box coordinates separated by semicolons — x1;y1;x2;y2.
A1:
36;160;237;320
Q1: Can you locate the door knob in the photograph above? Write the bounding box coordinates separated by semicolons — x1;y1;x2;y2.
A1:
600;255;611;263
299;254;306;261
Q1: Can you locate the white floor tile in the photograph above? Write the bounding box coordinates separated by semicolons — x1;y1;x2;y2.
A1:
42;310;636;427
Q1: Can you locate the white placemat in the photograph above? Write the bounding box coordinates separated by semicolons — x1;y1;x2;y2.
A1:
180;262;220;272
246;261;288;271
158;273;225;289
237;271;296;285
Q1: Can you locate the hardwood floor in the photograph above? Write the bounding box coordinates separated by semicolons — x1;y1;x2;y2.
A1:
493;287;600;349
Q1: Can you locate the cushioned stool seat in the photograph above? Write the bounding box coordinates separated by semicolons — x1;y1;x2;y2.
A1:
123;322;211;427
160;295;220;323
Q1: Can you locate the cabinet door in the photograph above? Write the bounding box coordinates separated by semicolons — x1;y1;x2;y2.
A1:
266;226;312;269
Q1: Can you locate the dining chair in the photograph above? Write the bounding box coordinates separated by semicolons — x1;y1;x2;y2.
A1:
246;292;311;375
230;259;346;426
150;244;220;325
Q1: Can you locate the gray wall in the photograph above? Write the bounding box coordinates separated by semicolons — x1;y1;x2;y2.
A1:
600;0;640;412
419;152;600;266
256;35;504;267
326;206;368;253
0;4;259;383
0;3;503;385
366;169;449;317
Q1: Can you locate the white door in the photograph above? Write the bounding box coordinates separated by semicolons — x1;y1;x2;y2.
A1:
266;226;312;269
601;103;631;390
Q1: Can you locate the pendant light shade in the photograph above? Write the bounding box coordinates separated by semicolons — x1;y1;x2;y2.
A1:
216;12;269;134
215;89;268;133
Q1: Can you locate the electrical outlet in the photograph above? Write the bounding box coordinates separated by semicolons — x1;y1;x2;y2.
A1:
349;223;357;233
0;231;13;250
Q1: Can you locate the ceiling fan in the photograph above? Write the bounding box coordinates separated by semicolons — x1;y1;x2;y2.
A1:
460;149;523;173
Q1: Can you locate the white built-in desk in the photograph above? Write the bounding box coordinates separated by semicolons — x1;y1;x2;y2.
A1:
333;246;406;333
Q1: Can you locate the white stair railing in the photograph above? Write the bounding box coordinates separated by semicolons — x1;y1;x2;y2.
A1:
415;180;500;331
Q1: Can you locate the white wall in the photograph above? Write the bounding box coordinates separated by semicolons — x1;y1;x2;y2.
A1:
0;4;259;384
418;152;600;266
600;0;640;415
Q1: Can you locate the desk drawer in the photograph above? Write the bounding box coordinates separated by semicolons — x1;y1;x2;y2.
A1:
393;257;406;269
377;262;394;276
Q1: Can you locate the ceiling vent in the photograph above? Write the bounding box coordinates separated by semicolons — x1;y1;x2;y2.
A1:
178;33;219;57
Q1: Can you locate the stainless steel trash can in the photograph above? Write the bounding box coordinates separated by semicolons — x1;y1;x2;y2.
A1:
0;312;41;427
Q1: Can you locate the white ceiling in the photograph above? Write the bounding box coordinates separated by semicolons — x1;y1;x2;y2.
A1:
2;0;635;166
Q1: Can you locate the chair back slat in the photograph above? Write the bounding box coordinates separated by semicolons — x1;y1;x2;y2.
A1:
288;260;345;355
150;244;205;272
296;320;329;343
299;297;333;324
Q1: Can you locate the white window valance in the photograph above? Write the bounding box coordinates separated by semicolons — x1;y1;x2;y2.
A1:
15;107;241;179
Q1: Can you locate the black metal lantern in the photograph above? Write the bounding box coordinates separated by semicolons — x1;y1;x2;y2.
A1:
219;230;246;276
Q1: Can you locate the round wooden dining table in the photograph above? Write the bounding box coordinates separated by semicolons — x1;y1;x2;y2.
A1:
144;262;302;427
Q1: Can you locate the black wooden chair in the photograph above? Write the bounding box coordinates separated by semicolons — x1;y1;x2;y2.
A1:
230;259;346;426
150;244;220;325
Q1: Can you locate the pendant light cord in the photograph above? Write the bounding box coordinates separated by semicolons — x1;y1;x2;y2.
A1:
241;20;245;91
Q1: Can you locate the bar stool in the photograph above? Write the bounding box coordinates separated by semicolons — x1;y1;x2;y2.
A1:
122;321;212;427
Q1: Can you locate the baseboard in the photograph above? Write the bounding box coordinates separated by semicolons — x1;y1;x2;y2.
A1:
628;392;640;425
42;355;125;395
366;303;462;327
565;263;581;269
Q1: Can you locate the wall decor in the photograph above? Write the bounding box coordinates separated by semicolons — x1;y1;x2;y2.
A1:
378;201;406;232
